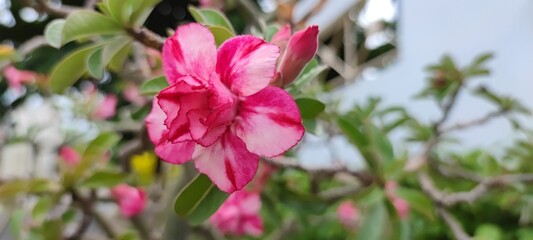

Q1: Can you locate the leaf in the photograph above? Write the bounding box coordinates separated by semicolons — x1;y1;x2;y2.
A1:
131;0;161;26
44;19;65;49
264;24;280;42
32;196;52;222
103;36;132;71
0;180;28;198
87;48;104;79
290;59;328;92
81;170;129;188
62;10;123;45
474;224;502;240
49;44;102;93
42;219;63;240
295;98;326;119
357;201;388;240
174;174;228;225
140;76;169;96
72;132;121;180
395;187;435;220
208;26;234;46
188;6;236;34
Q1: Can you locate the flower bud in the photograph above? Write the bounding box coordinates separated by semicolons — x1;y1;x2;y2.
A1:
111;184;147;218
278;25;319;86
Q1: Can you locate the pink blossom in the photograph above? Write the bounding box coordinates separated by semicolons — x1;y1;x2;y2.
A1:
123;84;147;106
146;23;304;193
385;181;410;219
392;197;410;219
276;25;319;86
337;201;359;228
111;184;147;218
210;190;263;236
58;146;81;166
92;94;117;120
271;25;292;55
3;65;37;92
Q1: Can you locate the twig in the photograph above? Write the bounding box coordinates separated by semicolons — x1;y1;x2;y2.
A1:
440;110;507;133
18;36;47;56
70;190;118;239
261;157;374;186
126;27;165;51
33;0;80;17
437;207;472;240
131;215;152;240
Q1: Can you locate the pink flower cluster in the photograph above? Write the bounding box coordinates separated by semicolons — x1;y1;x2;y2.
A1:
111;184;147;218
337;201;359;229
385;181;410;219
146;23;318;193
210;190;263;236
2;65;37;92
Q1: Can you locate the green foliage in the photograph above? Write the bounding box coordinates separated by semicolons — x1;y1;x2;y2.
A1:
81;170;129;188
62;10;123;45
140;76;169;96
295;98;325;119
188;6;236;34
174;174;228;225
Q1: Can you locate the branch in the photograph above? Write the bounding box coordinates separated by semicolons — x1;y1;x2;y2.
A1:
261;157;375;186
437;207;472;240
126;27;165;51
440;110;507;133
70;190;118;239
33;0;80;17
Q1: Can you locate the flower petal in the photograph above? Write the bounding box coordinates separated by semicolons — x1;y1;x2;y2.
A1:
194;131;259;193
162;23;217;85
278;25;319;85
216;36;279;96
145;97;195;164
233;86;304;157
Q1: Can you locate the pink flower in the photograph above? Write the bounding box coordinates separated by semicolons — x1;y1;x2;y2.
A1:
58;146;81;166
271;25;292;55
392;197;410;219
275;25;319;86
111;184;147;218
3;65;37;92
210;190;263;236
385;181;410;219
146;23;304;193
337;201;359;228
123;84;147;106
92;94;117;120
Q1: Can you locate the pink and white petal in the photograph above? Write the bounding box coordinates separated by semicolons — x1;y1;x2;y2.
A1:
239;192;261;215
145;97;167;144
155;140;195;165
233;86;304;157
216;36;279;96
162;23;217;85
194;132;259;193
242;216;263;237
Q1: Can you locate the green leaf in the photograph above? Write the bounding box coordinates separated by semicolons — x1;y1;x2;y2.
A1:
295;98;326;119
208;26;234;46
188;6;235;34
174;174;228;225
130;0;161;26
302;118;318;134
72;132;121;179
49;44;102;93
474;224;502;240
290;60;328;92
32;196;52;222
357;201;388;240
103;36;132;71
395;187;435;220
81;170;129;188
0;180;28;198
264;24;280;42
42;219;62;240
140;76;168;96
62;10;123;45
44;19;65;49
61;208;77;223
87;48;104;79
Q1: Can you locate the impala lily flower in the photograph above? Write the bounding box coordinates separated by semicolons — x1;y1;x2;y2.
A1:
272;25;319;86
337;201;359;228
111;184;147;218
385;181;410;219
210;190;263;236
146;23;304;193
92;94;118;120
3;65;37;92
58;146;81;166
